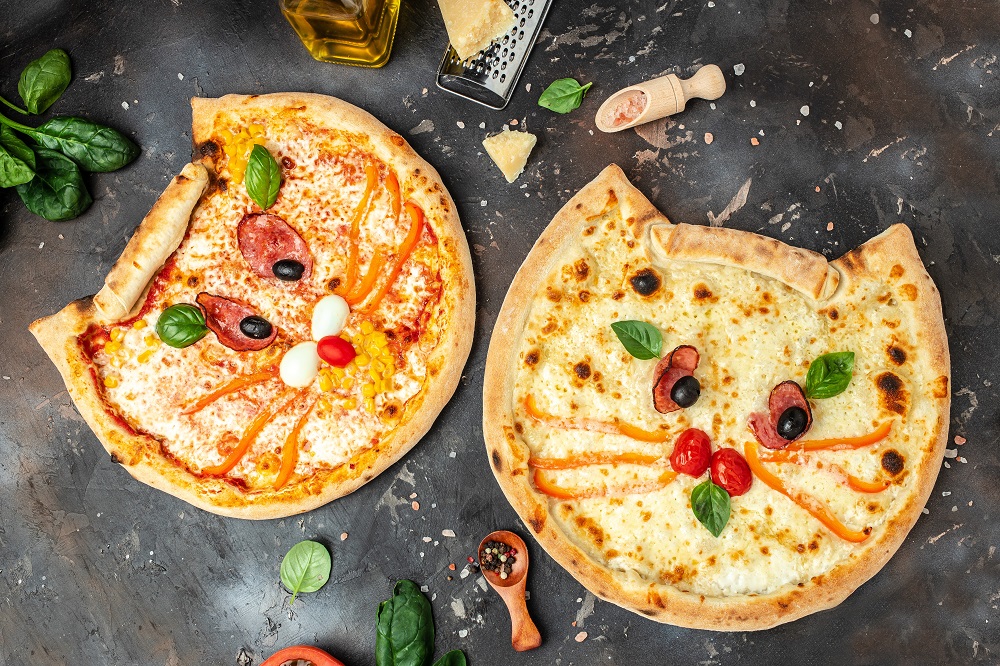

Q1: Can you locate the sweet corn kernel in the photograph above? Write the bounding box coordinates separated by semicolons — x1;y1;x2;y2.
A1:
355;354;370;367
362;383;376;398
110;356;123;368
371;359;385;373
105;340;122;354
345;360;357;373
373;332;388;346
132;320;147;330
110;328;125;342
144;334;158;347
343;398;357;410
352;334;364;346
104;376;119;388
319;373;333;392
380;379;393;393
137;350;154;364
331;367;345;379
369;367;381;383
360;321;374;335
220;129;234;143
341;376;355;390
364;398;376;413
249;124;265;136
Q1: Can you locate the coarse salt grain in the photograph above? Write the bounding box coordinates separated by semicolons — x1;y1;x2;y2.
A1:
458;629;468;638
942;491;951;496
944;449;958;458
177;73;184;80
340;532;348;540
704;132;714;144
422;536;432;542
442;529;456;538
412;501;420;511
410;492;417;499
734;63;745;76
448;563;456;570
955;435;966;445
750;100;756;107
457;121;465;129
575;631;588;642
827;222;834;231
122;101;129;110
750;137;760;146
511;119;518;125
800;105;810;116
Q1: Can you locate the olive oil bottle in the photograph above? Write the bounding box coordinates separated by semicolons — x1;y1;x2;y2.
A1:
280;0;400;68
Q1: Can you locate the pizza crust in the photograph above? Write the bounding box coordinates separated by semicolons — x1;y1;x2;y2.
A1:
483;164;950;629
31;93;475;519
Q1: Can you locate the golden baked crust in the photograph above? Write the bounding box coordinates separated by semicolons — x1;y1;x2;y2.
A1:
31;93;475;519
482;164;949;629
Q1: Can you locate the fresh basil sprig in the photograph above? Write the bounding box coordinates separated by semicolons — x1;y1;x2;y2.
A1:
155;304;209;349
0;126;36;187
18;48;71;115
691;479;731;537
376;580;435;666
15;148;91;221
280;540;332;605
805;351;855;399
538;77;593;114
611;320;662;360
245;144;281;210
29;116;140;173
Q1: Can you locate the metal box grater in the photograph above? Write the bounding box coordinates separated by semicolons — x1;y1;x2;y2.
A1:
435;0;554;109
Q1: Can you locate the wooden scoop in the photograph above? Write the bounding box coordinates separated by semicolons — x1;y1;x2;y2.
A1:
478;530;541;652
595;64;726;133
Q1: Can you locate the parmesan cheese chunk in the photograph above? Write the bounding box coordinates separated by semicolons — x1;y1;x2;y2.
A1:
438;0;516;61
482;130;537;183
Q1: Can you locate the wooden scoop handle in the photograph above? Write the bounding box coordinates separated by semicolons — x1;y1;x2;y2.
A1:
678;64;726;103
502;591;542;651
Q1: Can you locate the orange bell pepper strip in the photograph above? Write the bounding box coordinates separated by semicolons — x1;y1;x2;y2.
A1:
533;468;677;501
744;441;872;543
385;171;401;217
273;399;318;490
362;201;424;313
182;367;278;414
202;390;302;477
530;451;664;470
522;394;670;443
791;421;893;452
756;450;890;494
338;164;379;296
345;249;388;305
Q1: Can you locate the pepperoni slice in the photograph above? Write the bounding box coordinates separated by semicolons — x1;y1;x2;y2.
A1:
748;381;813;449
652;345;701;413
196;292;276;352
237;213;313;281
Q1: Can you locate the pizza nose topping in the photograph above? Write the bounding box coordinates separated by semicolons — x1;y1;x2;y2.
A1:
710;448;752;496
196;292;277;351
747;380;813;449
239;315;273;340
652;344;701;413
311;294;350;340
777;406;809;440
280;341;321;388
670;375;701;408
237;213;313;282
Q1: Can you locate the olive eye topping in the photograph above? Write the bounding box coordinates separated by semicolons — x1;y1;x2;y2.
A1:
239;315;273;340
777;406;809;440
670;375;701;408
272;259;306;281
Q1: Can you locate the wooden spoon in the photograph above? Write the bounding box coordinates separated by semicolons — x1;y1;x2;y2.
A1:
595;64;726;132
478;530;542;652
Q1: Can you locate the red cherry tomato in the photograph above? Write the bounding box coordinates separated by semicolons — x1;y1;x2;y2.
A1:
670;428;712;477
317;335;357;367
711;448;752;497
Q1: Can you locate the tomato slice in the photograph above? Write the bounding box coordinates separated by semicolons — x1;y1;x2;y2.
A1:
317;336;357;367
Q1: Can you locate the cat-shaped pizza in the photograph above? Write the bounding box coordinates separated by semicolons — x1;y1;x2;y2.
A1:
32;94;474;519
483;165;949;629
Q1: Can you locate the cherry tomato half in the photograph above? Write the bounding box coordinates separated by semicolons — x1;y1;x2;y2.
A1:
670;428;712;477
710;448;752;497
317;335;357;368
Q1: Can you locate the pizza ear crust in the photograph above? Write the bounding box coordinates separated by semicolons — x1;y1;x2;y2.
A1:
93;162;209;321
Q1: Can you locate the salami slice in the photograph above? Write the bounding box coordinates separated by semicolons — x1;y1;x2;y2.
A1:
652;345;701;413
237;213;313;281
196;292;276;352
748;381;813;449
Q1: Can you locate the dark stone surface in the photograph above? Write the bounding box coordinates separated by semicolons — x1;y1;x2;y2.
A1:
2;0;999;664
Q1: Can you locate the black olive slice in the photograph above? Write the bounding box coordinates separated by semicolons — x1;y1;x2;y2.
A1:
239;315;273;340
670;375;701;408
272;259;306;281
777;406;809;440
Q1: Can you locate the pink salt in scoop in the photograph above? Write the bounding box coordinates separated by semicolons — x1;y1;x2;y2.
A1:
596;64;726;133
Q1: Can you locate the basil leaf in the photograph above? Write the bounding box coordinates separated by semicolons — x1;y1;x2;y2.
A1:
279;540;332;605
18;49;72;115
611;320;662;360
0;126;36;187
376;580;434;666
245;144;281;210
538;77;593;114
32;117;140;173
805;351;855;399
155;304;209;349
691;479;730;537
15;148;91;221
432;650;466;666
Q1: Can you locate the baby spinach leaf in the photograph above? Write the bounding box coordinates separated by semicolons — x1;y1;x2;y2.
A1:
376;580;434;666
32;117;140;172
611;320;662;360
18;49;72;115
538;77;593;114
245;144;281;210
15;148;91;221
691;479;730;537
279;540;331;605
805;351;855;399
432;650;467;666
155;304;209;349
0;95;28;115
0;126;36;187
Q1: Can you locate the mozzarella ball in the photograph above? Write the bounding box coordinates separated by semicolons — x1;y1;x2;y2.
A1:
279;341;320;388
311;294;350;341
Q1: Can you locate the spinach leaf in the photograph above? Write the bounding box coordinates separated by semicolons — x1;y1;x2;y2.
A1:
376;580;434;666
155;304;209;349
0;126;35;187
538;78;592;114
245;144;281;209
32;117;140;172
279;540;332;605
610;320;662;360
15;148;91;221
18;49;72;115
691;479;730;537
0;95;28;115
805;351;855;399
432;651;467;666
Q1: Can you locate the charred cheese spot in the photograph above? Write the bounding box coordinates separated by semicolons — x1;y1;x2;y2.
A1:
217;178;228;192
881;449;905;476
661;565;689;584
693;283;718;303
524;349;540;366
826;307;839;320
390;135;404;147
198;140;219;157
887;344;907;365
327;277;342;292
514;422;523;434
583;225;596;236
889;264;905;279
546;287;562;302
574;362;592;379
528;506;545;533
541;320;558;334
932;375;949;399
612;290;625;300
187;275;200;288
574;258;590;281
875;371;910;415
578;290;591;302
491;449;502;471
899;283;918;301
575;514;606;547
629;268;661;296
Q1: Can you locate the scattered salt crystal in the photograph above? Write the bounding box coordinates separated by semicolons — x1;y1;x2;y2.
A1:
750;137;760;146
952;506;958;512
122;101;129;110
800;105;810;116
442;529;456;538
410;492;417;499
733;63;745;76
58;234;64;239
420;585;429;592
412;501;420;511
870;13;880;24
525;83;532;92
944;461;951;468
479;122;486;129
431;503;437;509
944;449;958;458
959;457;967;464
480;200;487;207
704;132;714;145
448;563;456;571
969;501;974;506
434;541;439;546
834;120;843;129
38;242;44;249
422;88;428;95
942;491;951;496
177;73;184;80
750;100;756;107
511;119;518;125
422;537;432;542
477;576;488;591
458;629;468;638
449;451;456;458
815;186;821;192
340;532;348;540
710;102;716;110
922;508;930;514
460;568;470;579
707;1;715;6
955;435;967;445
576;597;582;603
904;29;912;38
575;631;588;642
457;121;465;129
